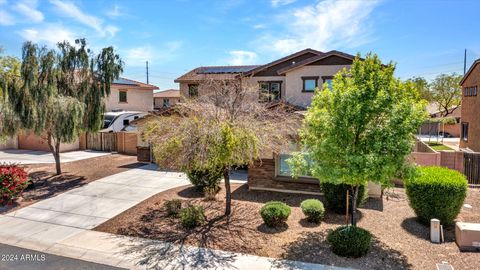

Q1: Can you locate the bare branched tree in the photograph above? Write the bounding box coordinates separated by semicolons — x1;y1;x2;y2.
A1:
144;78;301;215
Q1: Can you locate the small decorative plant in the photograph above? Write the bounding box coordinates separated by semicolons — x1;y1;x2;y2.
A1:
405;166;467;225
0;164;29;206
180;204;205;229
260;201;291;227
164;199;182;217
300;199;325;224
203;186;219;201
327;225;372;258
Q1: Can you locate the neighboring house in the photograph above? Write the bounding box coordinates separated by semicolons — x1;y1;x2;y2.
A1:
175;48;355;108
153;89;181;109
173;48;377;195
460;59;480;151
419;103;461;137
105;77;159;112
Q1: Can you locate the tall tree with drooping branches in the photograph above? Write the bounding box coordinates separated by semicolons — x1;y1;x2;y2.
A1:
289;53;427;226
1;39;123;174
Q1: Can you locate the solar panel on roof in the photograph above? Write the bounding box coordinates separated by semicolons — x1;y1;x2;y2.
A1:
197;66;259;74
113;78;138;86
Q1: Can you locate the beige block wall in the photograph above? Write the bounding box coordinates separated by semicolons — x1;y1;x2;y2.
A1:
105;86;153;112
284;65;350;107
0;137;18;150
18;133;79;152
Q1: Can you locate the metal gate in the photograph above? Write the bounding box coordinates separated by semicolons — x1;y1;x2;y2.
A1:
464;152;480;185
86;132;117;152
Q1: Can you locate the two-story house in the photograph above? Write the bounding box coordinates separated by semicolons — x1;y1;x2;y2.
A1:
174;48;362;194
106;77;159;112
460;59;480;152
175;48;354;109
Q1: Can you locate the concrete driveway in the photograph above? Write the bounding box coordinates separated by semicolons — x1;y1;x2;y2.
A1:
0;149;110;164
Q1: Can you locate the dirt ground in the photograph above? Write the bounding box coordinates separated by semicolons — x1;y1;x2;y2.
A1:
95;184;480;270
0;154;142;214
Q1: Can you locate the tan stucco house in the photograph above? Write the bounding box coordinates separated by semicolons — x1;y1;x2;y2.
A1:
106;77;158;112
153;89;181;110
173;48;371;195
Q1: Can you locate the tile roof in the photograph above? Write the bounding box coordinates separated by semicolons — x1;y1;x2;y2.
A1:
277;50;356;74
153;89;180;98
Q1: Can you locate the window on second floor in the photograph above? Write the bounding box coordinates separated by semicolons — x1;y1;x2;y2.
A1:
322;76;334;90
464;86;478;97
461;122;469;141
259;81;282;102
119;90;127;103
188;84;198;97
302;76;319;92
163;98;170;107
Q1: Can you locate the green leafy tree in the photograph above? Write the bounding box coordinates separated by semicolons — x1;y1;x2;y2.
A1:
0;48;22;138
430;73;462;117
1;39;123;174
144;79;299;215
408;76;432;102
289;53;427;226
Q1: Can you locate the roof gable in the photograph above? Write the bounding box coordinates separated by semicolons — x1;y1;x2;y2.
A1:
113;77;159;90
461;59;480;85
277;51;355;75
243;48;323;77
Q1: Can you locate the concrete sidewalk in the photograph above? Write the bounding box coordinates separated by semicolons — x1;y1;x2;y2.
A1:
0;149;110;164
0;164;347;270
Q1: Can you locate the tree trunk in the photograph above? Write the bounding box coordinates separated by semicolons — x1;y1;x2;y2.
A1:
351;185;359;227
223;167;232;216
47;133;62;175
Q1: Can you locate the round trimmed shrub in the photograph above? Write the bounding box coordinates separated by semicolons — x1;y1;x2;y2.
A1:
405;166;467;225
186;168;223;192
260;201;291;227
327;226;372;258
300;199;325;223
180;204;205;229
164;199;182;217
0;164;29;205
321;183;367;214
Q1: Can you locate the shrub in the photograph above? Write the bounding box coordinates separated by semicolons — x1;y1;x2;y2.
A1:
180;204;205;228
260;201;291;227
186;168;223;192
300;199;325;223
327;226;372;258
164;199;182;217
0;164;28;205
321;182;367;214
405;166;467;225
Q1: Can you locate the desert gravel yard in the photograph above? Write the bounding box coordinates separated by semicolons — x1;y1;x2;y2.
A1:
95;184;480;270
1;154;142;214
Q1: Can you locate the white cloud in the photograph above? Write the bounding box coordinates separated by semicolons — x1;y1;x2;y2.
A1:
19;25;75;45
263;0;380;54
253;24;266;29
0;9;14;25
227;50;258;65
14;0;44;23
125;41;183;66
49;0;118;37
106;4;122;18
271;0;297;7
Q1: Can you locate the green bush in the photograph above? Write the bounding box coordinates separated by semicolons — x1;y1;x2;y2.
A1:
180;204;205;229
327;226;372;258
186;168;223;192
321;183;367;214
260;201;291;227
405;166;467;225
164;199;182;217
300;199;325;223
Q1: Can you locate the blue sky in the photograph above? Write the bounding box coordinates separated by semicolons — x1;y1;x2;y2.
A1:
1;0;479;91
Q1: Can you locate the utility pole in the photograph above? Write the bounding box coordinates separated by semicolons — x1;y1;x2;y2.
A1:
464;49;467;75
146;61;149;84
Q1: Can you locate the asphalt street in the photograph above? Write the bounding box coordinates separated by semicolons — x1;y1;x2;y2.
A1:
0;243;125;270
